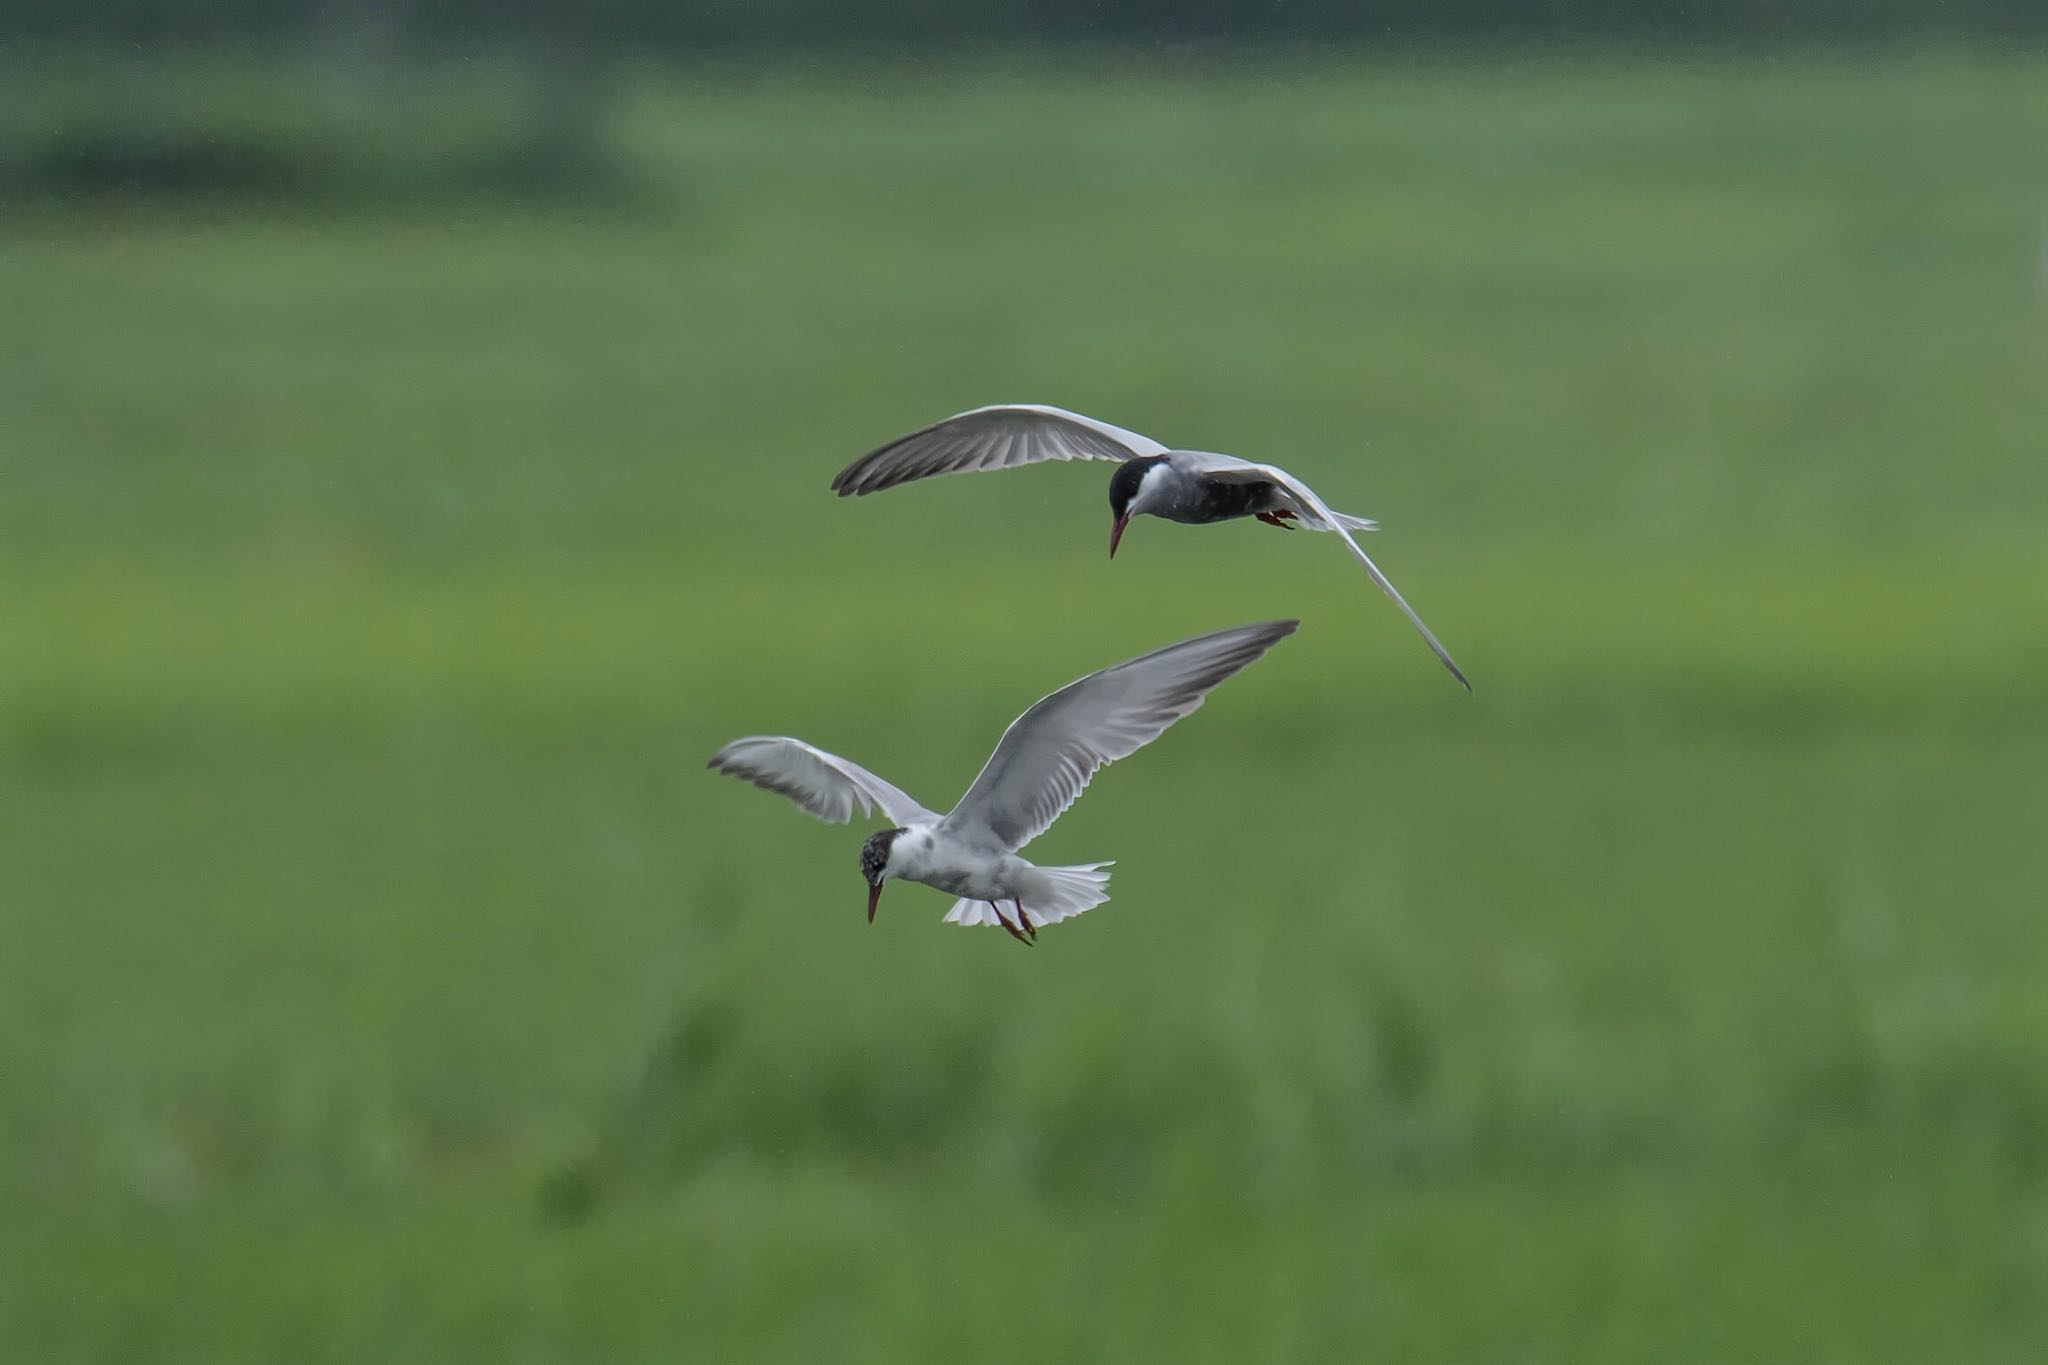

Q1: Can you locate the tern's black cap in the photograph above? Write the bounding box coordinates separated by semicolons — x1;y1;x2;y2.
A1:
1108;456;1168;518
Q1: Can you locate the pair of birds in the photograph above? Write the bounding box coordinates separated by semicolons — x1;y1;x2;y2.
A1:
710;404;1466;944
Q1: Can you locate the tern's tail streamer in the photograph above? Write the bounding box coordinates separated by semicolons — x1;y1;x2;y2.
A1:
1305;508;1379;533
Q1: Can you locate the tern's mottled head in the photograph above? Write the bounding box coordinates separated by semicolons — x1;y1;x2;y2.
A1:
1107;456;1169;559
859;828;904;924
859;828;903;885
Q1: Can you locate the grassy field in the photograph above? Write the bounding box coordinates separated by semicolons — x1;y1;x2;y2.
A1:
6;50;2048;1361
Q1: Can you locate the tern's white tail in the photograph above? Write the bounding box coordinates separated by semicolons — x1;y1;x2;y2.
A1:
943;862;1114;931
1313;509;1379;533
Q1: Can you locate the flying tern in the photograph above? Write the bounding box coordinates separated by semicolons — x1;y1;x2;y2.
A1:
708;620;1298;943
831;403;1467;689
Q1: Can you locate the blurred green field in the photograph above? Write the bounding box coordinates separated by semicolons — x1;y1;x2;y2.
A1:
6;51;2048;1361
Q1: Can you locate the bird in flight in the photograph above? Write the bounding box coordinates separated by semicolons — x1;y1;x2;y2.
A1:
708;620;1298;944
832;404;1467;690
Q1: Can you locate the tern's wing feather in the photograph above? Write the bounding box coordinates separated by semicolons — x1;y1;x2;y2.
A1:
708;736;936;827
941;621;1298;851
831;404;1168;497
1201;458;1469;691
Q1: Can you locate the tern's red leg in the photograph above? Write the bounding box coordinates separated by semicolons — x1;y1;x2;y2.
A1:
993;902;1033;946
1256;511;1299;531
1014;900;1036;939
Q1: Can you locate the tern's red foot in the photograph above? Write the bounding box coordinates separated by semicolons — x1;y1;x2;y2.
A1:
995;906;1034;946
1256;511;1299;530
1014;900;1037;939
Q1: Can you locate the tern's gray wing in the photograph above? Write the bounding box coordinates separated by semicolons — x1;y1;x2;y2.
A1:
940;621;1299;852
709;736;937;827
1199;458;1469;691
831;404;1169;497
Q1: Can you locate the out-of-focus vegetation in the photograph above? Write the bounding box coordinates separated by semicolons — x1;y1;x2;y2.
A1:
6;51;2047;1362
10;0;2045;46
0;51;633;208
5;0;2042;208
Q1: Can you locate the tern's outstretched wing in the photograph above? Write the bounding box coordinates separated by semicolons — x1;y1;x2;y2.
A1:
830;404;1168;497
708;736;937;827
941;621;1298;852
1197;457;1469;691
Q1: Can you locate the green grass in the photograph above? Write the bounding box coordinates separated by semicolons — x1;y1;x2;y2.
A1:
5;50;2048;1361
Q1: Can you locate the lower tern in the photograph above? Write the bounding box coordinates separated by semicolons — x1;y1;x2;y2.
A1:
832;403;1467;690
708;620;1298;943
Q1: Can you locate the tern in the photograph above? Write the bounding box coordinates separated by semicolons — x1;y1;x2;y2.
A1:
832;403;1467;690
708;620;1297;944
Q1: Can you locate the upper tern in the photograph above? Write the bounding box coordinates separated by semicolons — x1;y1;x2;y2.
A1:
832;403;1467;690
707;620;1298;944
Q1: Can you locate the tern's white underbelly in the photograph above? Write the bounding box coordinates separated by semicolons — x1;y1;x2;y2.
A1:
888;825;1023;899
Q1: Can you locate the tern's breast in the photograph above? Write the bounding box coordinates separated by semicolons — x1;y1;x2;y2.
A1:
892;829;1013;899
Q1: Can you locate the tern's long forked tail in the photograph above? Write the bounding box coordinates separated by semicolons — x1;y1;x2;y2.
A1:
943;862;1114;931
1320;509;1379;533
